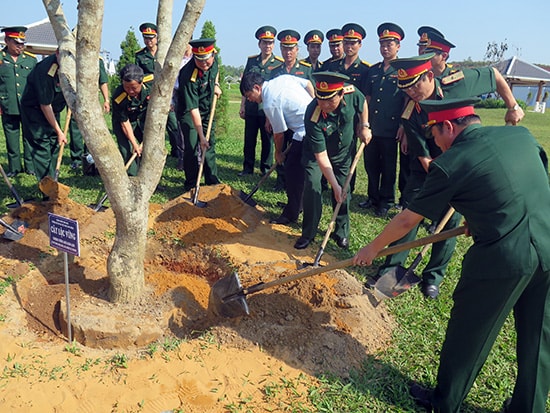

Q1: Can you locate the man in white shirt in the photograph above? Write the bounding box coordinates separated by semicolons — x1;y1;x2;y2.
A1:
240;72;314;225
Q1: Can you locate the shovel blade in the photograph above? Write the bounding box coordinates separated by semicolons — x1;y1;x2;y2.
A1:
238;190;257;207
373;265;421;300
0;219;26;241
209;272;250;318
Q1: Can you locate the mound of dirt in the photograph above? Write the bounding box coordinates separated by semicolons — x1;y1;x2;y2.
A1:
0;180;395;412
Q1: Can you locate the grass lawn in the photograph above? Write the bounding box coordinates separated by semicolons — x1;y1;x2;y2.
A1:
0;87;548;412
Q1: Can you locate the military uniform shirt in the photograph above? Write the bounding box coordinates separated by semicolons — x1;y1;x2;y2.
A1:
21;53;65;113
269;60;312;82
301;57;323;72
135;47;156;76
111;82;151;131
403;66;497;173
408;123;550;279
243;53;283;116
331;56;370;94
176;57;219;120
0;48;36;115
365;62;404;137
303;86;365;165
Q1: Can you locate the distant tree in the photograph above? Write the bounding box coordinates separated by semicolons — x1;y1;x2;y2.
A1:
200;21;229;136
116;28;140;74
484;40;509;64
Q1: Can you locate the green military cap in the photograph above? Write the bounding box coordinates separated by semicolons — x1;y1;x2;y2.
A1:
255;25;277;40
423;31;455;54
2;26;28;44
420;97;480;132
377;22;405;42
417;26;443;46
326;29;344;44
304;29;324;45
311;71;350;99
341;23;366;41
139;22;157;38
390;53;435;89
189;38;216;60
277;29;300;47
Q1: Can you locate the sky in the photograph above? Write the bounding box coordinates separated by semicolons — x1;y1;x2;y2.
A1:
7;0;550;68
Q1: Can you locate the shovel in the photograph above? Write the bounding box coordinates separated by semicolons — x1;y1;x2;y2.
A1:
0;218;27;241
303;142;366;268
90;145;141;212
209;225;466;318
54;109;71;182
0;163;29;208
190;80;219;208
373;206;457;299
239;143;293;207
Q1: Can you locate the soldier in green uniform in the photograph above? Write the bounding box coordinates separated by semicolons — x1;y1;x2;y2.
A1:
0;26;37;176
302;30;324;72
135;22;180;163
360;22;406;217
322;29;344;71
422;30;455;77
238;26;282;176
298;72;371;250
67;57;110;170
332;23;370;94
371;53;525;298
111;64;152;176
20;50;67;184
354;97;550;413
175;38;222;192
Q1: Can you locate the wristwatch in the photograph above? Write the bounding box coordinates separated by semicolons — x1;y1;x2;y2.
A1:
362;122;371;129
508;103;520;111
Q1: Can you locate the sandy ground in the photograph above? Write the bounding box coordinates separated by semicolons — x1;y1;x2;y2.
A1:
0;180;394;412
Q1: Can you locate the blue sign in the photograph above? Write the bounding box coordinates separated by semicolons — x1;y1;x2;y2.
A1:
48;213;80;256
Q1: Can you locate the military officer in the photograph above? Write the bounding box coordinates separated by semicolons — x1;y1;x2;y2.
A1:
135;22;180;163
299;72;371;250
238;26;282;176
302;30;324;72
0;26;37;176
322;29;344;70
20;50;67;185
111;64;152;176
354;97;550;413
371;53;524;298
422;30;455;77
176;38;222;193
331;23;370;94
360;23;406;217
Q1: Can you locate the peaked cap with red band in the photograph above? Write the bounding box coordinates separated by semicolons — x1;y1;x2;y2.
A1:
139;23;157;38
2;26;27;44
341;23;366;41
390;53;435;88
255;26;277;40
377;22;405;42
312;71;350;100
420;97;480;131
423;31;455;54
189;38;216;60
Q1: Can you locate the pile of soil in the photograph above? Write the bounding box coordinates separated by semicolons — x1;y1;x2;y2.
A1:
0;179;395;412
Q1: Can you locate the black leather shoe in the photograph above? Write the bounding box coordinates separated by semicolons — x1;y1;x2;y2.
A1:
421;283;440;299
238;170;252;177
331;234;349;249
358;199;376;209
294;236;313;250
375;206;389;217
270;216;291;225
409;382;434;411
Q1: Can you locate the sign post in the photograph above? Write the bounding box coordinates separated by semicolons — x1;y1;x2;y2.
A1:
48;213;80;343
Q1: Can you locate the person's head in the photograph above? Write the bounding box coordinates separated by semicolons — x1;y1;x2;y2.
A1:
304;30;324;61
422;31;455;73
278;29;300;64
139;22;158;50
312;71;349;113
2;26;27;57
416;26;443;55
341;23;366;59
189;38;217;72
391;54;436;102
240;72;265;103
326;29;344;60
120;64;144;97
421;97;481;151
255;26;276;57
377;22;404;62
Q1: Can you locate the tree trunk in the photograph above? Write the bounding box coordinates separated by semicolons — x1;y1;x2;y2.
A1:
44;0;206;304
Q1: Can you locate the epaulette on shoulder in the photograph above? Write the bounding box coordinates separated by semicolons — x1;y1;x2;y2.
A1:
361;60;370;67
135;47;146;55
343;85;355;94
401;100;416;120
310;105;322;123
441;70;464;85
114;91;128;105
300;60;312;67
47;62;58;77
248;54;260;59
274;55;284;62
143;74;154;83
23;51;36;58
190;68;199;82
